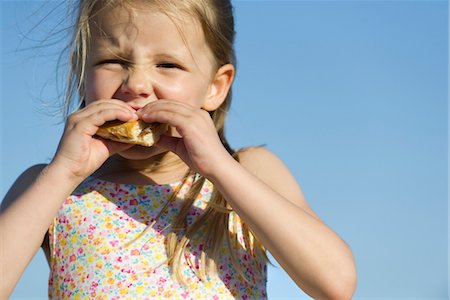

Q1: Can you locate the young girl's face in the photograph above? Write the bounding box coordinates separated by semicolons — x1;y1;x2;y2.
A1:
85;6;216;108
83;5;218;160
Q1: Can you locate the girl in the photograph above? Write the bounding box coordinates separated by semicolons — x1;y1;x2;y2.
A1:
0;0;356;299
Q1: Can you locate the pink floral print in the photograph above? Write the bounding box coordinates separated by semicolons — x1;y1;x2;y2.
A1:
47;177;267;299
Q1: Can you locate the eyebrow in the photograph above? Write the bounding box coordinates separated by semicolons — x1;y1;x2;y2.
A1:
91;44;130;61
90;28;194;65
92;34;121;49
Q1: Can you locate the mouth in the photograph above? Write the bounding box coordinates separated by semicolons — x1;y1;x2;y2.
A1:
130;105;142;111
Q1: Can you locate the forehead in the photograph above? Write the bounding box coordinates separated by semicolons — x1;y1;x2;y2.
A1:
89;4;206;50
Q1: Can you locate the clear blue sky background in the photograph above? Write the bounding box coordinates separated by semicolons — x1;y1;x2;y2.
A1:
1;0;448;299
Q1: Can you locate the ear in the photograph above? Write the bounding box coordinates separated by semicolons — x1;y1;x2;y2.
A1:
202;63;235;111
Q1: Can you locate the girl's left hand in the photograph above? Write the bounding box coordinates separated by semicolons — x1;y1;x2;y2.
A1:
137;100;231;177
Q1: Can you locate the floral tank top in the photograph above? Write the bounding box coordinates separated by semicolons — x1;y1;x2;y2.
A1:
47;176;267;299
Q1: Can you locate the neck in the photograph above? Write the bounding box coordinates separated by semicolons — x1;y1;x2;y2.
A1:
94;151;190;185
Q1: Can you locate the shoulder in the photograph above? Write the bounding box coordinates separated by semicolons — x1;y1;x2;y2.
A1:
237;147;285;174
1;164;48;213
237;146;296;182
237;147;322;221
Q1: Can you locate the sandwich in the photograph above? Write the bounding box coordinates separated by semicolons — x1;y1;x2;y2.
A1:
96;120;167;147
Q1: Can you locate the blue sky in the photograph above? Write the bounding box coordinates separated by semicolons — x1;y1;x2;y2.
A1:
1;1;448;299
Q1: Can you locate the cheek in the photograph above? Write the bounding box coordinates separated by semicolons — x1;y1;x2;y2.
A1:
84;70;123;104
155;77;209;107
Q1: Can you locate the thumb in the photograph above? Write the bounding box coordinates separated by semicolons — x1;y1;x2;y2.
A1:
96;137;135;156
155;135;183;154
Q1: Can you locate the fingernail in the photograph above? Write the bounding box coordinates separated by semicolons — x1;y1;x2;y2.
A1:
129;111;138;120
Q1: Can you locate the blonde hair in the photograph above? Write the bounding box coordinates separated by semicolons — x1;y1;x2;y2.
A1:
64;0;268;284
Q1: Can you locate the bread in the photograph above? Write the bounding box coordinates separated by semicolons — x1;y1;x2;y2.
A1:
96;120;167;147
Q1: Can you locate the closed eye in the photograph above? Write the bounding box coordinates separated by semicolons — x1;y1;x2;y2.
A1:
156;63;182;69
96;59;129;66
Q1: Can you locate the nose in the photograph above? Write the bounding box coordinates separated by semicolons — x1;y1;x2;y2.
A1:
120;67;153;100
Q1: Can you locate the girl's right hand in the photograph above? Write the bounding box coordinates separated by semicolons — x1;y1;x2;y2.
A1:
50;100;138;181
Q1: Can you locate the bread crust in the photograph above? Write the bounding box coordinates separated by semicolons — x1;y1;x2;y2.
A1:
96;120;167;147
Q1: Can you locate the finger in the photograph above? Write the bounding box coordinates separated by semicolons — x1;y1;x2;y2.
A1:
69;107;137;129
137;100;193;120
87;108;138;125
68;108;138;137
155;135;182;153
73;100;136;123
80;100;136;118
139;103;199;127
90;99;137;113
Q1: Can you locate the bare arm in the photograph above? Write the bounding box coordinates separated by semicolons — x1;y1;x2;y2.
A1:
138;101;356;299
0;164;82;298
0;100;137;298
209;147;357;300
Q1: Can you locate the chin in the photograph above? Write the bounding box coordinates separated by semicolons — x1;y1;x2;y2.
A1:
116;144;166;160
